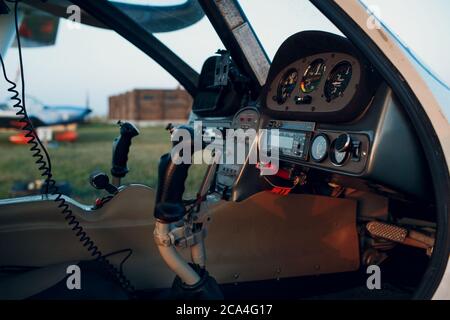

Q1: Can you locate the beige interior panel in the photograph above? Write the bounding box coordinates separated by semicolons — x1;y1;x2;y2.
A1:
207;192;360;283
0;185;174;291
0;186;360;298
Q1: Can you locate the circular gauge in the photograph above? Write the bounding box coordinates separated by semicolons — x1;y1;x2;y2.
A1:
331;143;348;166
324;61;353;102
310;134;329;162
276;68;298;104
232;108;260;130
332;149;348;165
330;134;351;166
300;59;326;93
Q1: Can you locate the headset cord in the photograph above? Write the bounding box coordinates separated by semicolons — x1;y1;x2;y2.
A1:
0;0;136;298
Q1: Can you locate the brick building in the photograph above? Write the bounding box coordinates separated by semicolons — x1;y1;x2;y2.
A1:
108;87;193;122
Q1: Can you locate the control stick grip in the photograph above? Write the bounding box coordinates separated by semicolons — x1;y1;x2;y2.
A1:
111;121;139;178
155;125;194;204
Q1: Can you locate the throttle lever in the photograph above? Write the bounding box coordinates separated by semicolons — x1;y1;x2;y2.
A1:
111;121;139;186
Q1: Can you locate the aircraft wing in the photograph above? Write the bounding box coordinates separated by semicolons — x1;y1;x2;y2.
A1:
21;0;204;33
109;0;205;33
0;105;91;129
2;0;204;49
36;105;92;127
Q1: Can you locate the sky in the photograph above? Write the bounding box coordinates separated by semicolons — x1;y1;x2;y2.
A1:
1;0;449;115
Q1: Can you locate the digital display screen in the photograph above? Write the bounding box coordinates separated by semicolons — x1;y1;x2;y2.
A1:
261;129;310;161
279;135;294;149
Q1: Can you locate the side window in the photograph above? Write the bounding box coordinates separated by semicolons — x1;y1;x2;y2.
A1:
0;5;194;204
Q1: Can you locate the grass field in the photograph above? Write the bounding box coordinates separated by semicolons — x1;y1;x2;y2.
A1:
0;123;207;204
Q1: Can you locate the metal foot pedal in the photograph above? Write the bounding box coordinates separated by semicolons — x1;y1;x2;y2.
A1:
366;221;434;256
367;221;408;242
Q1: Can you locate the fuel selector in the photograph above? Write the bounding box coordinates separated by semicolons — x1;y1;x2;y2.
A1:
331;133;352;166
330;133;363;166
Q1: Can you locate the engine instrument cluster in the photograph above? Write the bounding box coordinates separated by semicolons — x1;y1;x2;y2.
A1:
267;52;361;116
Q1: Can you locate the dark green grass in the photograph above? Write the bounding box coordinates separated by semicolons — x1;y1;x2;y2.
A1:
0;123;206;204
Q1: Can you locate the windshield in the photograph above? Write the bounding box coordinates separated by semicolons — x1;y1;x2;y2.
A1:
360;0;450;87
239;0;343;60
109;0;225;72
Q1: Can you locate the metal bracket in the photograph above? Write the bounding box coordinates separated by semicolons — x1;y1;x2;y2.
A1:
168;224;207;249
153;229;172;247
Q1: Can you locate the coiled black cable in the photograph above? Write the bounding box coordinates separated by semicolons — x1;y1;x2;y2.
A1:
0;0;136;298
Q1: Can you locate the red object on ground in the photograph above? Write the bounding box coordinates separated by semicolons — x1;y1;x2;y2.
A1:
9;130;78;144
55;131;78;142
9;132;33;144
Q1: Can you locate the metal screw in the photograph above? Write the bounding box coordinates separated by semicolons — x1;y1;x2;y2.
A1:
275;267;281;281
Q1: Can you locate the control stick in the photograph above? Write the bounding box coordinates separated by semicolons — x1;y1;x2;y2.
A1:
111;121;140;186
153;125;223;299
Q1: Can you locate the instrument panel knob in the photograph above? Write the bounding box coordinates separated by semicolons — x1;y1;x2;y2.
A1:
335;133;352;152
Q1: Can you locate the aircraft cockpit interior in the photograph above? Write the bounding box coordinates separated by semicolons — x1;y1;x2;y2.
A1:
0;0;448;302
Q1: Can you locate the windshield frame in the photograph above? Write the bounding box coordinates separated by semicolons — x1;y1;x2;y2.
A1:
198;0;270;97
358;0;450;91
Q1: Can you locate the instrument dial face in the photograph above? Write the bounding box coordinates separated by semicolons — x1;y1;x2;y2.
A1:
310;134;329;162
232;108;260;130
300;59;326;93
330;135;350;166
276;68;298;104
332;149;348;166
324;61;352;102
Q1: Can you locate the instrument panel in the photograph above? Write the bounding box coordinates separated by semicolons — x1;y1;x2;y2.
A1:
267;52;361;115
262;31;380;123
264;120;369;175
194;31;428;200
259;32;381;176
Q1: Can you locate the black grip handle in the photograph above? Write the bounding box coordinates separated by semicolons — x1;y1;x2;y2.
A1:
155;125;194;204
156;153;191;204
111;121;139;178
